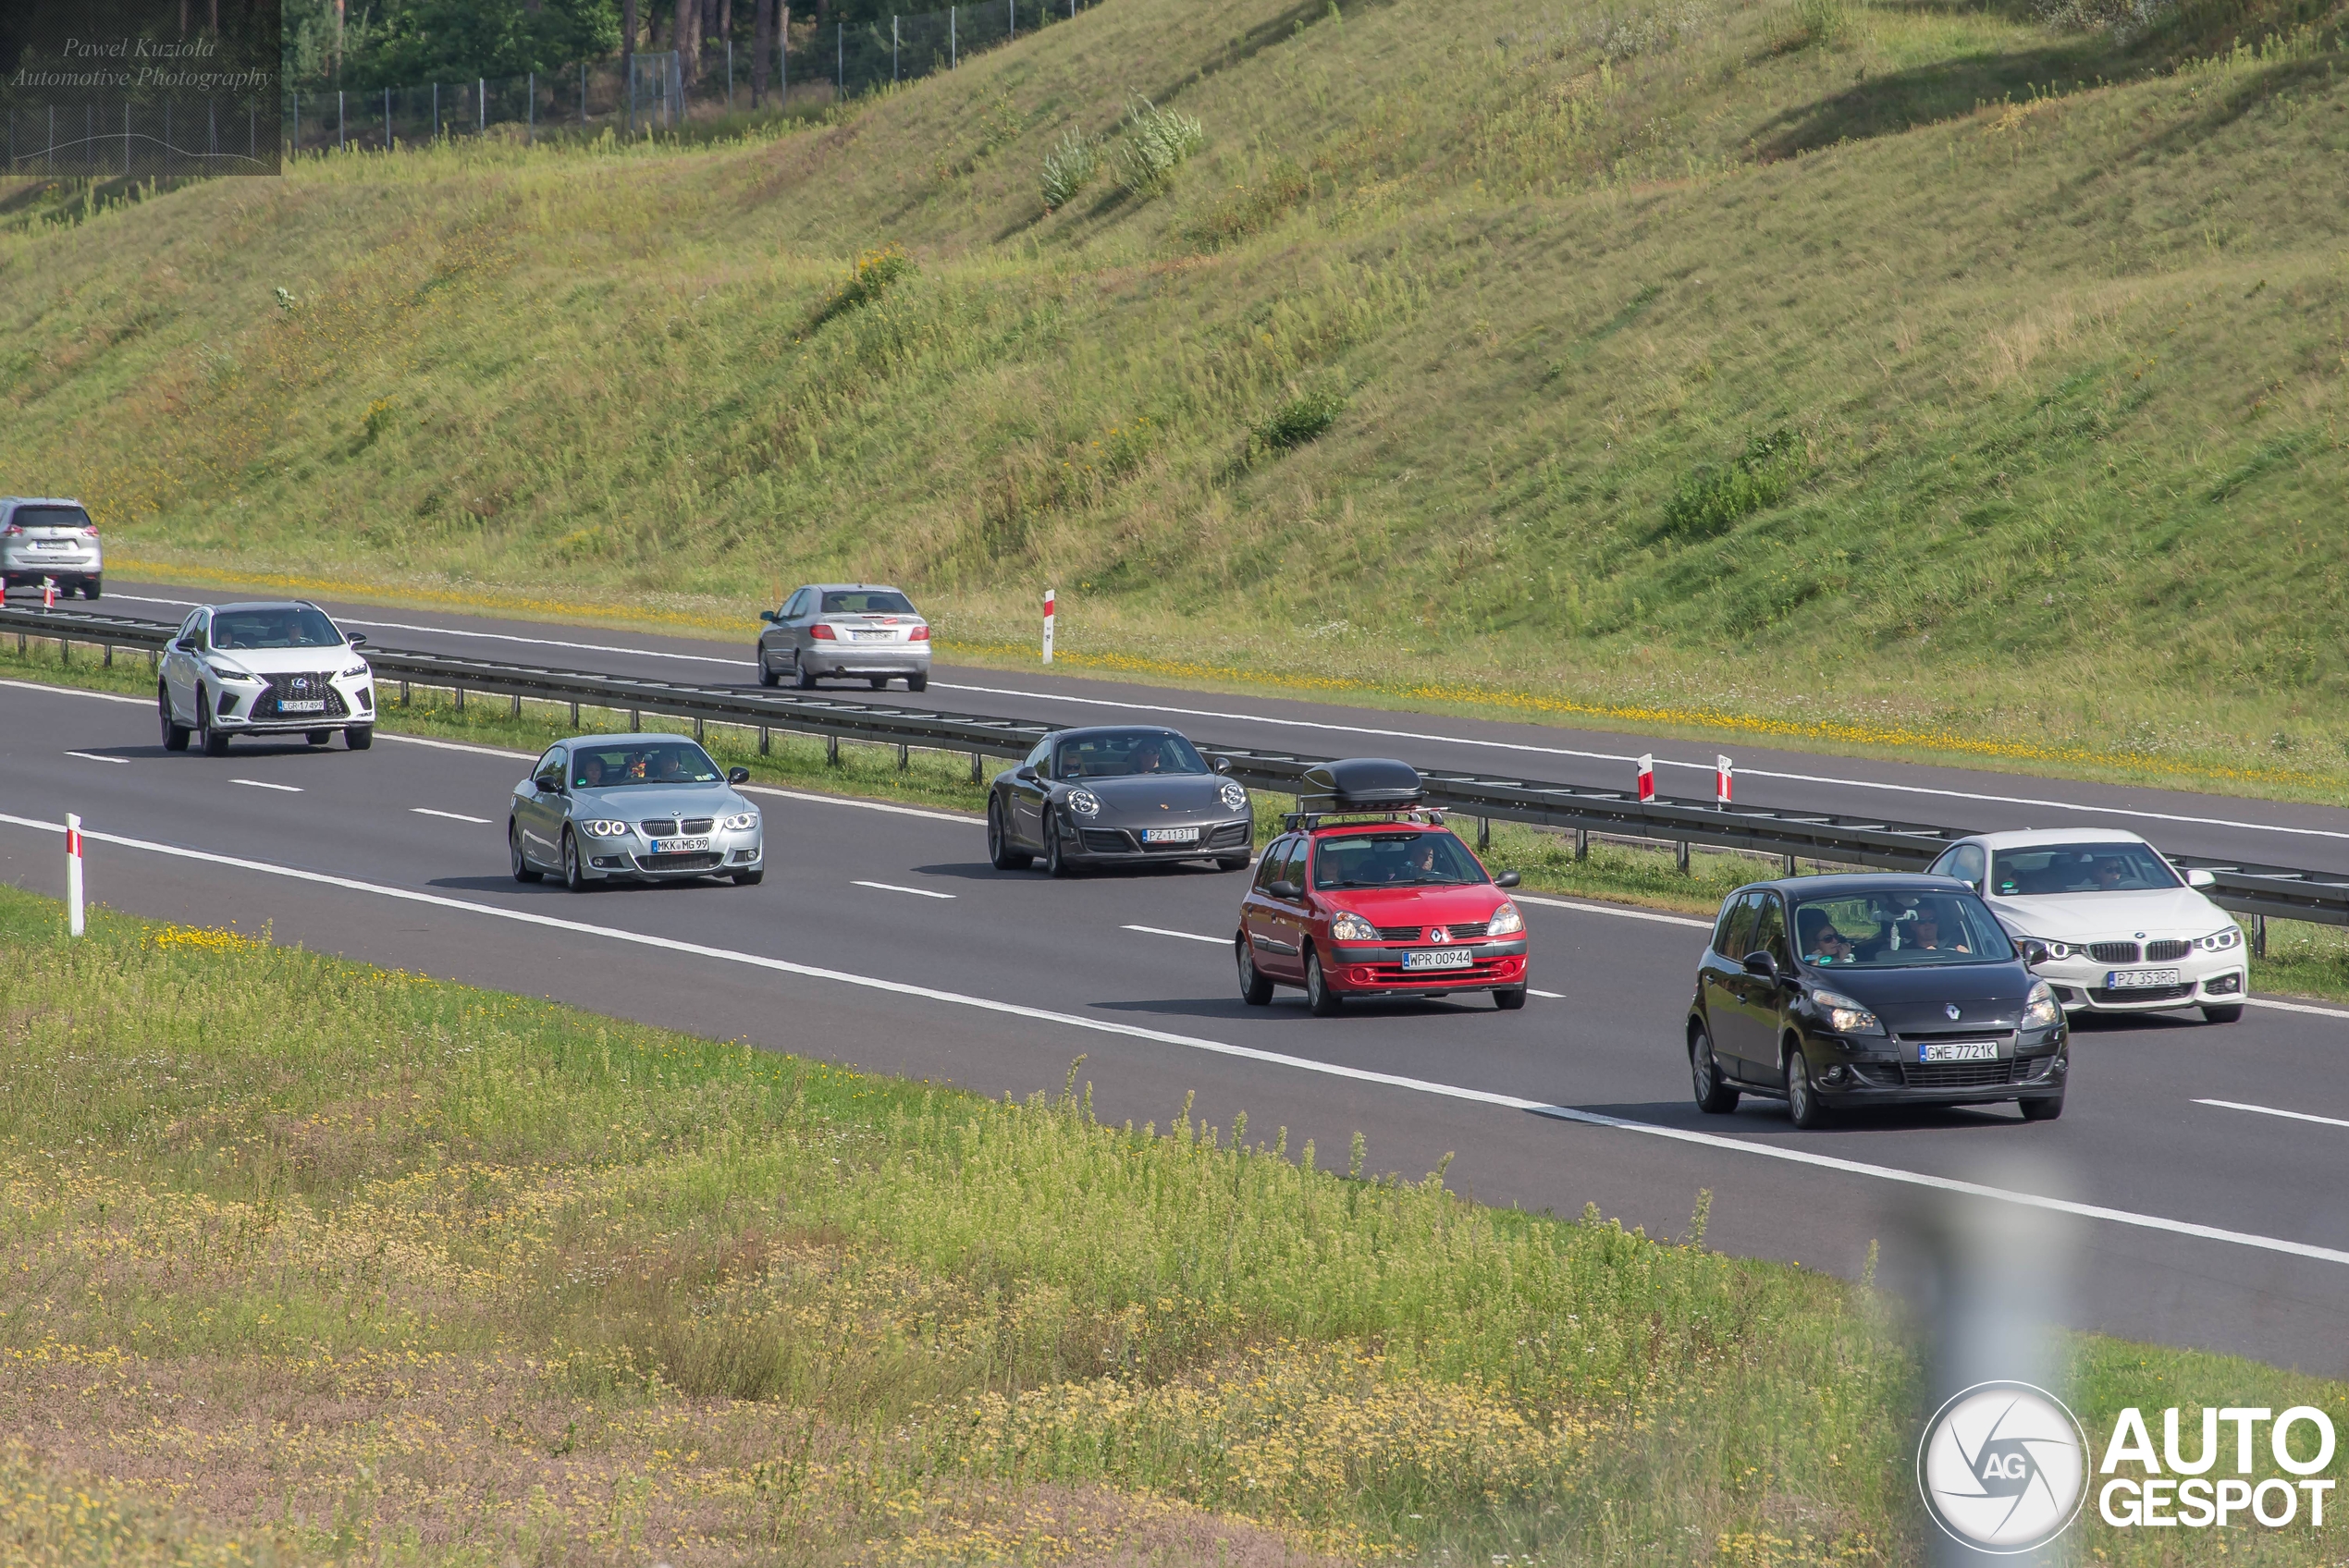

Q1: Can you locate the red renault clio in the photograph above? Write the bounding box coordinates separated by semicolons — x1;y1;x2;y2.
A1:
1236;759;1528;1014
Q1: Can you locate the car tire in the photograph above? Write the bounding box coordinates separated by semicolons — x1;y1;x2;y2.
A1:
562;829;588;892
988;798;1032;871
1216;854;1251;872
1044;813;1074;879
1237;935;1274;1006
1305;949;1343;1016
1785;1041;1830;1129
732;868;765;887
198;693;229;756
159;684;190;753
757;660;779;688
793;657;817;691
1691;1024;1740;1114
908;673;928;693
345;727;373;751
2201;1004;2244;1024
305;729;332;746
1494;986;1528;1010
869;676;889;690
82;578;101;600
2019;1091;2065;1121
510;823;543;884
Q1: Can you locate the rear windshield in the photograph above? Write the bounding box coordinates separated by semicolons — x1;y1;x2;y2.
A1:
1312;831;1488;890
572;741;722;789
1056;730;1210;778
821;590;916;615
12;506;92;531
1791;891;2016;968
1990;842;2180;897
210;606;345;650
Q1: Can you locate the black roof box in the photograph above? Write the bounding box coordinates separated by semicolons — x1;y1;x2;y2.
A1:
1298;757;1424;813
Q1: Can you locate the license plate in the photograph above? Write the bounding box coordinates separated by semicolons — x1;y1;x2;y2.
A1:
1142;827;1199;845
850;630;892;641
1402;948;1475;972
1919;1040;2002;1063
650;837;710;854
277;699;326;713
2105;967;2182;988
31;540;72;550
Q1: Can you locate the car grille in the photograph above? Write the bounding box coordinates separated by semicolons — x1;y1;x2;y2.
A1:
633;851;724;872
680;817;714;834
2087;941;2140;964
638;818;716;837
1353;958;1510;984
1854;1060;2021;1089
2144;939;2191;962
1080;828;1131;852
2087;982;2195;1004
1207;821;1252;849
1374;921;1490;942
255;672;348;719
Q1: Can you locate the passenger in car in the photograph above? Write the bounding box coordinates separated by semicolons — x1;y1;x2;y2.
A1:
1798;908;1854;964
578;755;606;788
1905;908;1970;953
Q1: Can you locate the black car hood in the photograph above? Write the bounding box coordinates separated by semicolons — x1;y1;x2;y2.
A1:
1065;773;1232;823
1799;960;2032;1034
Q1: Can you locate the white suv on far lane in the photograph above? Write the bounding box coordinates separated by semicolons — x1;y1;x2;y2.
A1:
1925;827;2248;1023
159;601;376;755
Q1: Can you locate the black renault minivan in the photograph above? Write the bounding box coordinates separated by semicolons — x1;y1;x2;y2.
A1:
1685;874;2069;1127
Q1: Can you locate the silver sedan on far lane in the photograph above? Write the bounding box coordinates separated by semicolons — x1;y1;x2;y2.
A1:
510;735;765;890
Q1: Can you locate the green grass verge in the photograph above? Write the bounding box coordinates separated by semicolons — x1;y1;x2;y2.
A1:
1;884;2343;1564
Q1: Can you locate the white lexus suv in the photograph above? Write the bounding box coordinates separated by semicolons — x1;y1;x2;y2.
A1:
1925;827;2247;1023
159;601;376;755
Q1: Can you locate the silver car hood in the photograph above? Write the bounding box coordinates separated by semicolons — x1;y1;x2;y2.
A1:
572;783;749;818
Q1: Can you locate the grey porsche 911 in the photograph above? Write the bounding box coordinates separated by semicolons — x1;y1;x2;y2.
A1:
988;726;1256;876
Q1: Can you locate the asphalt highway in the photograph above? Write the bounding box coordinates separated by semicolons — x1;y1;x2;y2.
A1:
80;579;2349;876
7;674;2349;1374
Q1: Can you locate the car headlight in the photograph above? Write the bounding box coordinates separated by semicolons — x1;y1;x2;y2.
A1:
1067;789;1101;817
1219;780;1248;813
1809;987;1884;1035
2020;936;2073;961
583;818;630;838
721;812;758;832
207;665;264;683
2194;925;2242;952
339;663;370;679
1329;911;1379;943
1486;900;1524;937
2023;980;2063;1029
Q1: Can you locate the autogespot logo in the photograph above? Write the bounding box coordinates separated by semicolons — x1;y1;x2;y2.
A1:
1917;1381;2090;1553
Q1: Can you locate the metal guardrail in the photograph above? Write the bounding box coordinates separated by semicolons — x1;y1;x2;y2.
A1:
7;603;2346;928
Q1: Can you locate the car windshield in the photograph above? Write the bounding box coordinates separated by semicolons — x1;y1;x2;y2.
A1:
1056;730;1211;778
1312;831;1488;889
210;606;345;650
821;590;916;615
571;741;722;789
14;506;92;531
1791;892;2016;967
1990;842;2181;897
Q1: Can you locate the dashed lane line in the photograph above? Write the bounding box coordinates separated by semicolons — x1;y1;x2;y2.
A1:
412;808;492;825
1124;924;1228;944
65;751;126;764
230;778;302;793
853;879;956;900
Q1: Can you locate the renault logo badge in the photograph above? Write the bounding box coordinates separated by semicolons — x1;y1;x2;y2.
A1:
1430;927;1450;945
1946;1004;1963;1021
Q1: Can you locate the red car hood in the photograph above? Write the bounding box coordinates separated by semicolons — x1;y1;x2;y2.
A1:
1322;886;1509;925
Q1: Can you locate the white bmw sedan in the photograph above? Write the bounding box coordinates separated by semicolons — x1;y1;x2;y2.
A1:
1925;828;2247;1023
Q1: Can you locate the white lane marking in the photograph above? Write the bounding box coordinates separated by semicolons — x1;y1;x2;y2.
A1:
1518;893;1714;929
2247;996;2349;1022
853;879;955;900
230;778;302;793
65;751;127;764
379;733;535;760
3;808;2343;1273
97;592;203;608
2195;1098;2349;1131
106;592;748;668
1124;924;1229;944
412;807;492;824
742;785;978;825
0;679;147;705
932;680;2349;846
1530;987;1566;998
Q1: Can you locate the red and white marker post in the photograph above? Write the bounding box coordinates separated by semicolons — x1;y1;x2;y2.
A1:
65;813;84;937
1716;754;1733;806
41;576;56;609
1636;753;1655;802
1041;587;1056;665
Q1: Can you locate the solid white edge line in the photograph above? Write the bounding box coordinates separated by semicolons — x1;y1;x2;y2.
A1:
377;733;535;760
2195;1098;2349;1131
1;679;147;705
1529;988;1567;998
105;591;746;668
1517;893;1714;929
741;785;978;825
2245;997;2349;1022
229;778;302;793
65;751;128;764
852;879;956;900
412;807;493;825
1123;924;1230;945
6;808;2347;1270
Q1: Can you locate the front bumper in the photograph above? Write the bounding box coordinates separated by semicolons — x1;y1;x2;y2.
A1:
584;832;763;880
1809;1030;2068;1104
1067;818;1254;861
1325;939;1529;994
2033;953;2245;1012
210;673;375;731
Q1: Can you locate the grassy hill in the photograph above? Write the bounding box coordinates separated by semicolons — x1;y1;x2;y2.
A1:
6;0;2349;791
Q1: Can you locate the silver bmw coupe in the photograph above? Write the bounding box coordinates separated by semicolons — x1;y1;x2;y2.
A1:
510;735;764;890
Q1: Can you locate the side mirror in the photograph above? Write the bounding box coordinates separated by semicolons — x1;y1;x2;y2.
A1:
346;632;369;646
727;766;751;785
1213;754;1234;775
1740;950;1778;981
1494;871;1521;889
759;609;779;623
540;778;566;795
1268;879;1302;901
2186;867;2217;888
1015;765;1038;783
2023;941;2049;966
